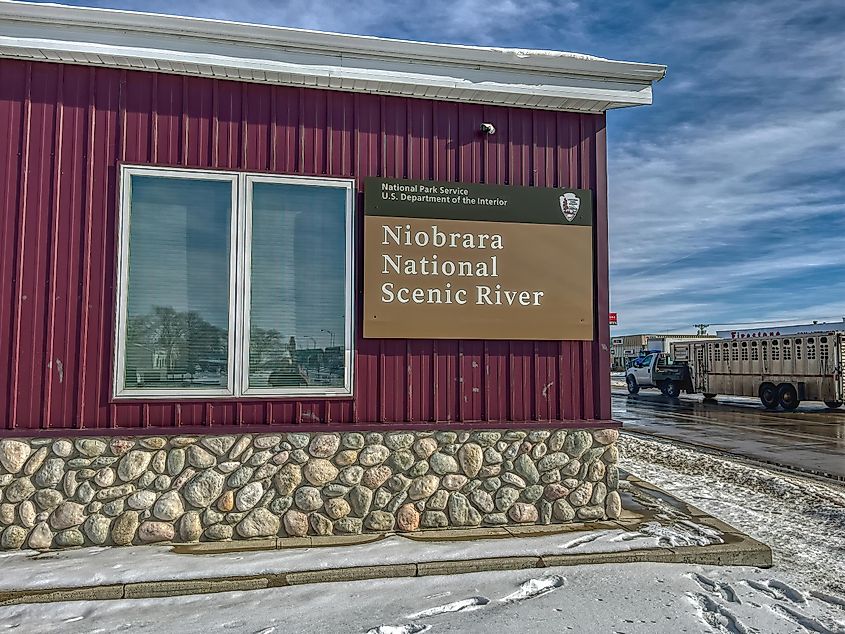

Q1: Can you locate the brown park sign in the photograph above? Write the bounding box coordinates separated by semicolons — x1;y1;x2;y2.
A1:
363;178;594;340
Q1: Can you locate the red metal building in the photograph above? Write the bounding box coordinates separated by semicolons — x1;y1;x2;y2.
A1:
0;2;665;436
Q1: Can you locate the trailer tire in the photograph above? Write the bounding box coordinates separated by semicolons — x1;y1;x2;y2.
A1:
664;381;681;398
626;375;640;394
759;383;778;409
824;400;843;409
777;383;800;411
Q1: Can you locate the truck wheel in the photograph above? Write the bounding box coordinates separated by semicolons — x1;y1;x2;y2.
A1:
665;381;681;398
626;375;640;394
824;400;843;409
777;383;800;411
759;383;778;409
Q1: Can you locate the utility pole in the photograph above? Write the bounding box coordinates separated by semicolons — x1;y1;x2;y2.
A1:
694;323;710;336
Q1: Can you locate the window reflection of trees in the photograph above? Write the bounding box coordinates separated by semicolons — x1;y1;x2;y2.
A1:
126;306;227;388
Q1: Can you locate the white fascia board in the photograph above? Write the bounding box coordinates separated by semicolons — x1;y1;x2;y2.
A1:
0;1;665;112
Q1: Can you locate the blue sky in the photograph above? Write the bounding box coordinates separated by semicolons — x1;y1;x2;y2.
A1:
29;0;845;335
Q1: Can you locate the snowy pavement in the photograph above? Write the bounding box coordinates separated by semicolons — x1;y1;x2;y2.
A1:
620;433;845;597
1;561;843;633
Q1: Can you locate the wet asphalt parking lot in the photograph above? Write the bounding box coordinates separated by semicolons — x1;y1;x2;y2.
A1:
612;388;845;481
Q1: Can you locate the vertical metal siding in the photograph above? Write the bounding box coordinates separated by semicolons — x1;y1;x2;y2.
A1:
0;59;612;434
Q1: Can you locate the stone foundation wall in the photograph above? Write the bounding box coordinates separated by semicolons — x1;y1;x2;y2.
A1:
0;428;620;550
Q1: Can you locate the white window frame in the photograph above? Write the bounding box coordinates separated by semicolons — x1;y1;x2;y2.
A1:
113;165;355;400
239;174;356;398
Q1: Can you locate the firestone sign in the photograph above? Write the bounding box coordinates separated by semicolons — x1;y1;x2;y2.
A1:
363;178;595;340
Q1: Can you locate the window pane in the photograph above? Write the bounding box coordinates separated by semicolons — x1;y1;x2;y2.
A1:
249;183;347;390
124;175;232;391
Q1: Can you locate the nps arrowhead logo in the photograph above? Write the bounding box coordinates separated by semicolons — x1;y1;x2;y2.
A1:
559;193;580;222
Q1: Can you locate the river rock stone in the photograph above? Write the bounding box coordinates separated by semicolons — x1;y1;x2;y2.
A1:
34;458;64;488
52;439;73;458
227;466;254;489
24;447;49;476
201;436;235;456
358;445;388;467
442;474;468;490
0;440;31;473
361;466;392;490
495;486;519;512
470;489;495;513
237;508;280;538
153;491;184;521
273;464;302;497
50;502;85;530
457;443;483;478
514;454;540;484
335;517;363;534
563;431;592;459
308;434;340;458
408;475;439;500
447;492;471;526
229;436;251;460
28;522;53;549
501;473;526;489
543;483;570;501
430;453;459;475
0;503;14;525
205;524;233;541
335;450;358;467
349;486;373;517
602;445;619;464
55;528;85;548
339;466;364;487
420;510;448;528
590;482;608;505
254;434;281;450
365;510;394;531
186;445;215;469
576;505;605;521
341;433;364;450
94;468;115;488
520;485;544;503
303;459;339;486
109;439;134;457
138;521;175;543
283;510;309;537
412;437;438;460
83;514;111;545
2;525;27;548
183;470;225;508
74;439;106;458
179;511;203;542
396;503;420;531
427;489;449;510
605;491;622;519
552;499;576;521
569;483;593;507
508;502;538;523
19;501;36;528
6;477;35;503
236;482;264;512
215;490;233;513
587;461;606;482
294;486;322;512
117;451;151;482
75;481;96;505
537;453;569;472
561;460;581;477
592;429;619;445
325;498;351;520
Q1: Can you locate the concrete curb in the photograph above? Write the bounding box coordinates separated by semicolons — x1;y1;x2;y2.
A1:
0;535;771;607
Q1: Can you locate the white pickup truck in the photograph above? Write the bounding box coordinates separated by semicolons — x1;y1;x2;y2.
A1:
625;351;692;398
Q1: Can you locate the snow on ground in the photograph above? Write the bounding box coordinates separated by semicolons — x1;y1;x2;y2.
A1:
619;432;845;596
2;562;844;633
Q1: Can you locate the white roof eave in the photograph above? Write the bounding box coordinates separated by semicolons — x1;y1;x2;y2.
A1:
0;1;665;113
